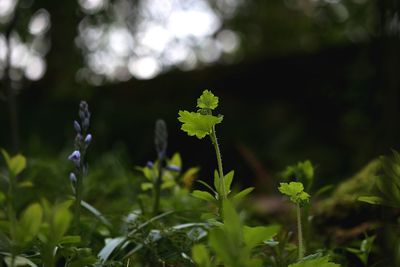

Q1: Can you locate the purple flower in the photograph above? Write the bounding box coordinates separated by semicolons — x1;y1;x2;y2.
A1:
146;161;154;168
68;150;81;167
74;120;81;133
166;164;181;172
69;172;77;183
84;134;92;145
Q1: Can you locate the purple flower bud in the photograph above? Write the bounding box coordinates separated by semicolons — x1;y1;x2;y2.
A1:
68;150;81;167
74;120;81;133
146;161;154;168
69;172;77;183
84;134;92;145
166;164;181;172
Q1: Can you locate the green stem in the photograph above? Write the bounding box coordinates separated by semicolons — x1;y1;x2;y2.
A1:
74;174;82;234
210;126;226;199
296;203;304;260
153;160;164;215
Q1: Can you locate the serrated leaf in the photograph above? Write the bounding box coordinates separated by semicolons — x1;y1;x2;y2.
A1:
289;255;341;267
232;187;254;201
197;90;219;110
192;190;216;202
278;182;310;204
178;111;223;139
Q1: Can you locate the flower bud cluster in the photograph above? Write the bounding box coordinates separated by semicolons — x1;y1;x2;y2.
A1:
68;101;92;192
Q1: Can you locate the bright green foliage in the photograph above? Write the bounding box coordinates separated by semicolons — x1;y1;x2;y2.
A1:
205;200;279;267
282;160;314;191
1;149;26;177
197;90;219;110
279;182;310;205
289;255;341;267
15;203;43;246
178;111;223;139
192;169;254;205
192;244;212;267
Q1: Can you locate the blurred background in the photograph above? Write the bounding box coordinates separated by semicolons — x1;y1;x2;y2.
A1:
0;0;399;191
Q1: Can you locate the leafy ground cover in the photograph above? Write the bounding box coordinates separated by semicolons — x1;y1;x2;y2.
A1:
0;91;399;266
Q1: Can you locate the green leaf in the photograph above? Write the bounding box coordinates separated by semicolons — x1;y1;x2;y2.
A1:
4;255;37;267
192;190;216;202
278;182;310;204
170;153;182;168
196;180;217;195
16;203;43;245
358;196;384;205
141;182;153;191
289;255;341;267
192;244;211;267
224;170;234;195
51;202;72;243
213;170;220;194
178;111;223;139
1;149;11;167
182;167;200;188
232;187;254;201
197;90;219;110
81;200;113;230
243;224;281;250
9;154;26;177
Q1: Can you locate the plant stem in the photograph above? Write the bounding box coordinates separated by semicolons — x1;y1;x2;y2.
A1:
153;159;164;215
74;173;83;234
296;203;304;260
210;126;226;199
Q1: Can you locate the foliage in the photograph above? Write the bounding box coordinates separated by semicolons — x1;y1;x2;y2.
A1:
288;255;340;267
0;93;395;267
359;151;400;208
278;182;310;205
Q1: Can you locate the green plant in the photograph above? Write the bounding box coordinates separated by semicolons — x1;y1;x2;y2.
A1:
192;200;280;267
178;90;254;211
346;235;375;266
359;150;400;207
278;181;310;260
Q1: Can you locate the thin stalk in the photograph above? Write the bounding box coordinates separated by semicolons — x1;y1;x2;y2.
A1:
210;126;226;199
7;171;17;267
74;173;83;234
153;159;164;215
296;203;304;260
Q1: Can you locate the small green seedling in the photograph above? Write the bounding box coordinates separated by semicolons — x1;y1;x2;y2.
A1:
278;182;310;260
178;90;253;210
